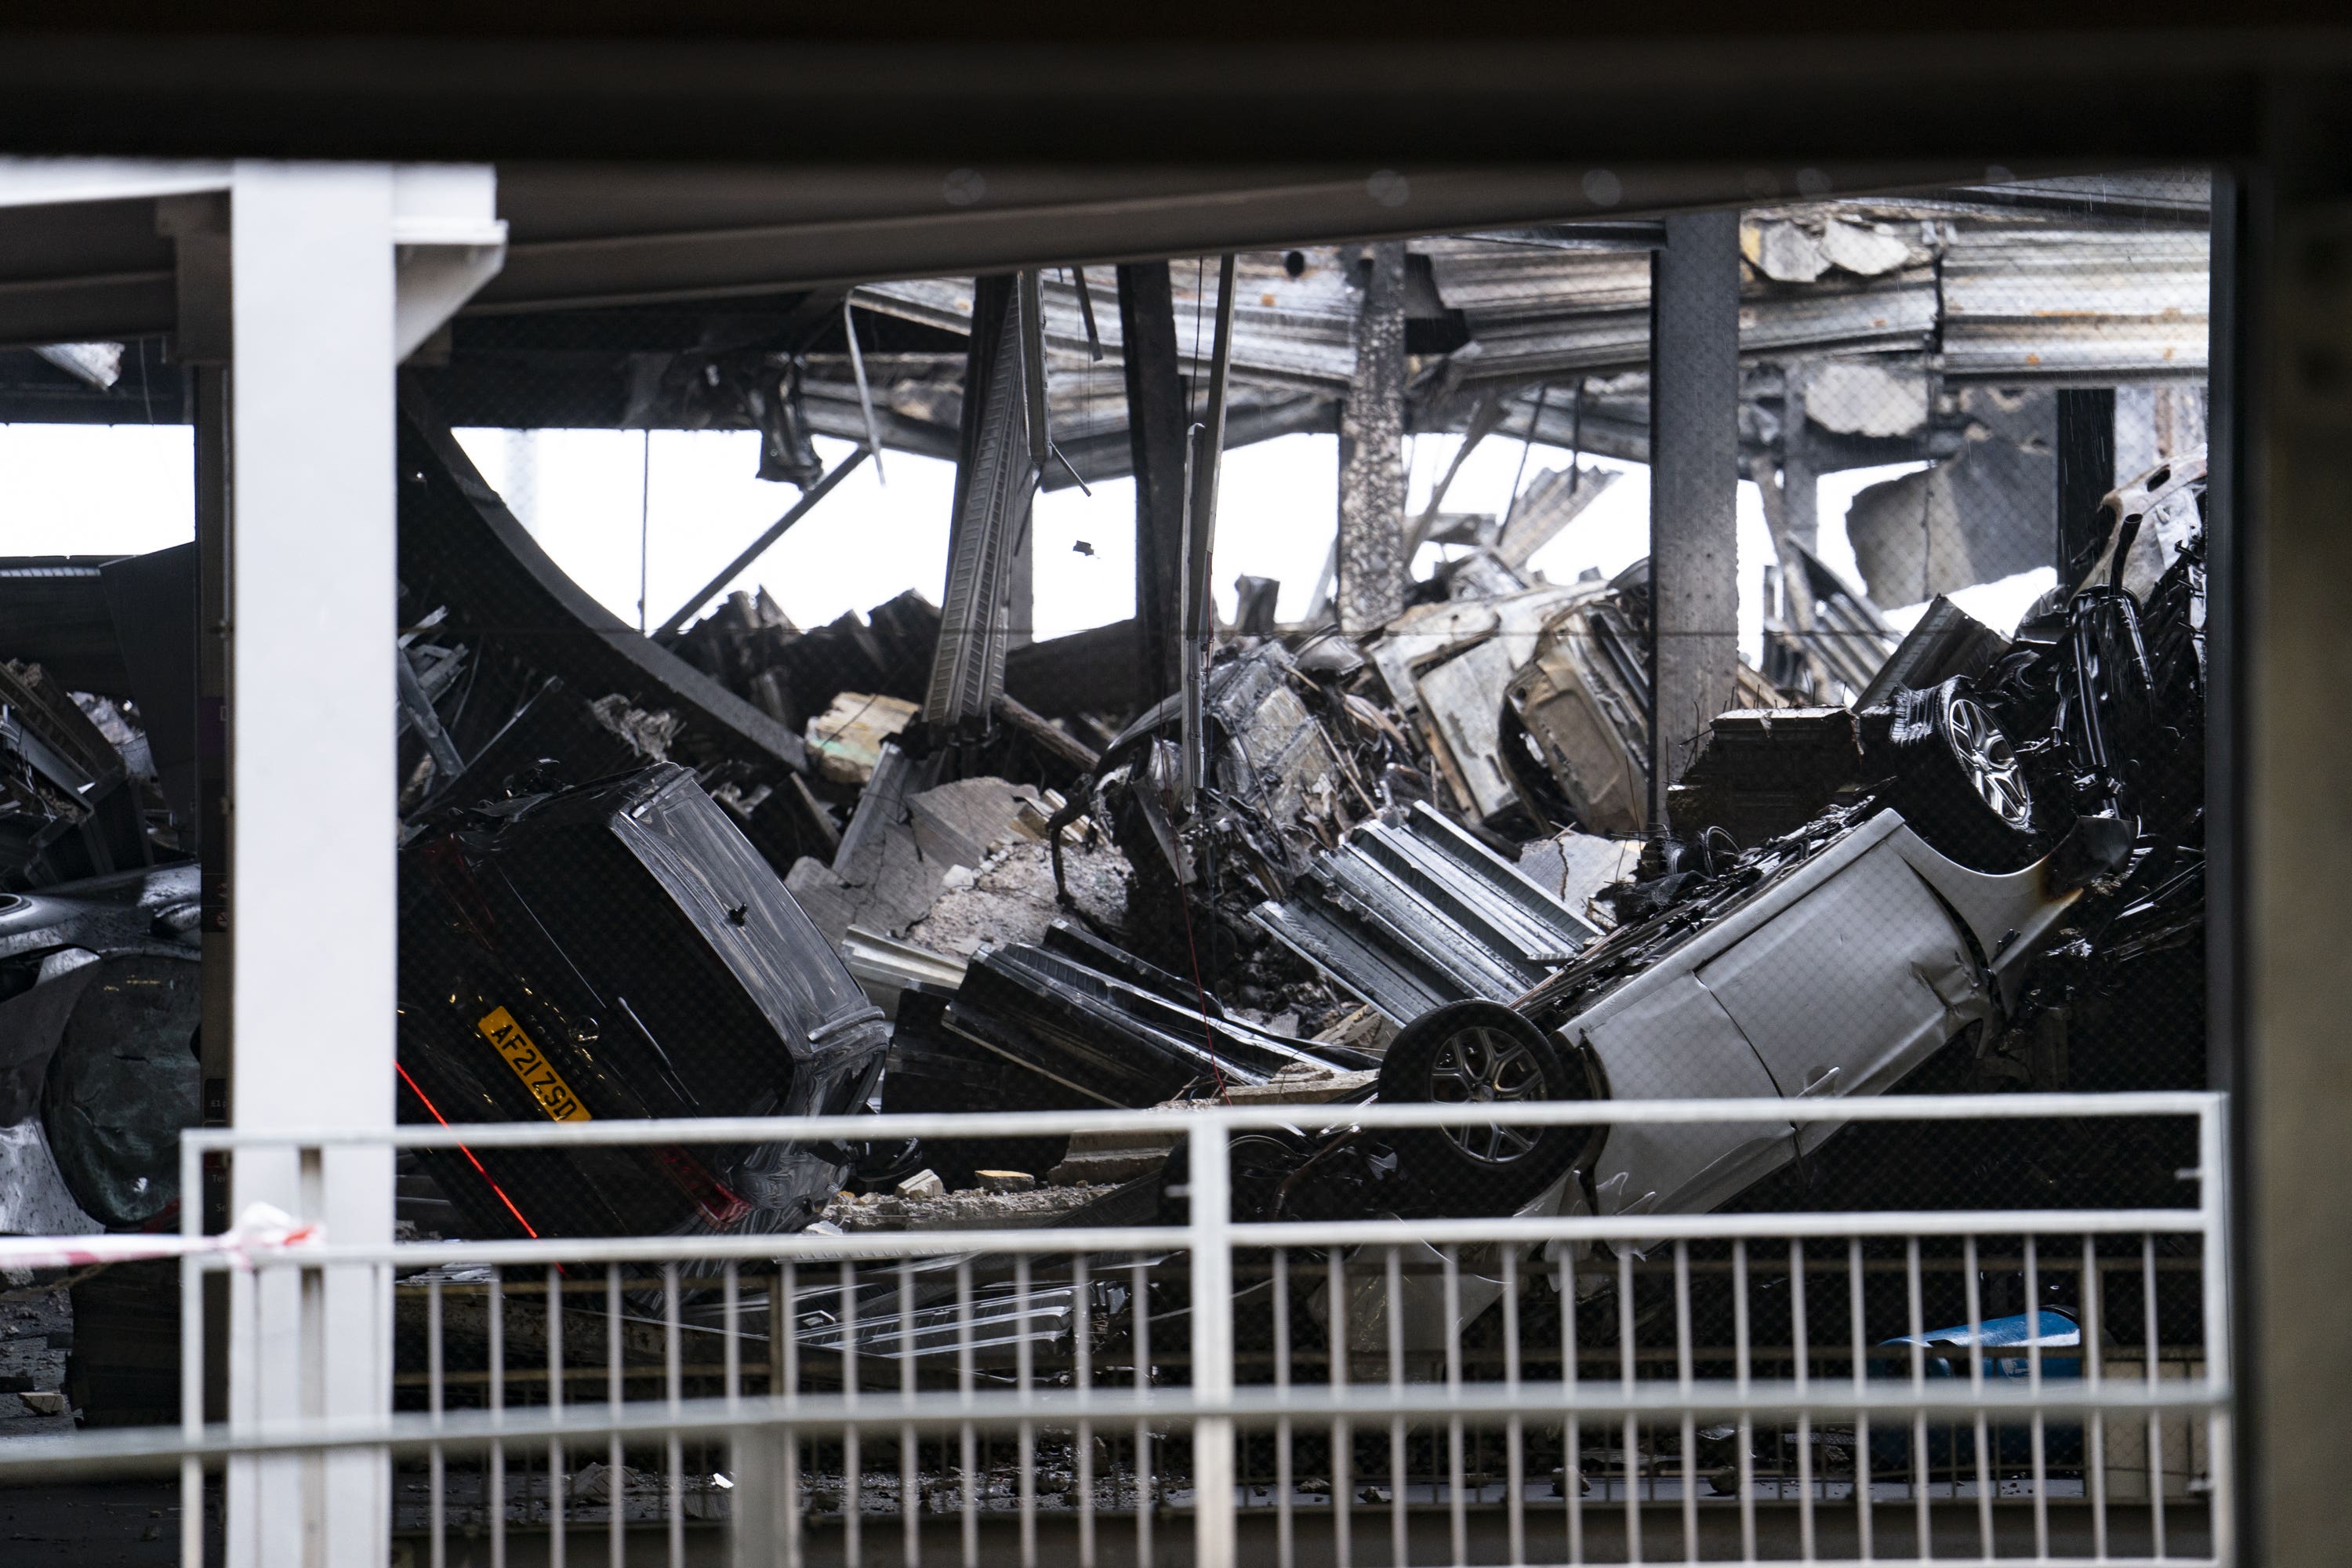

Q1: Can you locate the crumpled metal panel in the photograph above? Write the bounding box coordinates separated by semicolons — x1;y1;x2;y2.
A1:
944;920;1368;1109
1250;801;1601;1023
924;278;1041;727
854;253;1361;390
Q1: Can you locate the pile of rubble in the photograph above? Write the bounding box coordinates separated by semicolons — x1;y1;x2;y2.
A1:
0;419;2211;1261
0;379;2212;1423
368;412;2214;1246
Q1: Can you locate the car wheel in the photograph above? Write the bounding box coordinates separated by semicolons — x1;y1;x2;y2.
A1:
1377;1000;1589;1211
1875;677;2040;871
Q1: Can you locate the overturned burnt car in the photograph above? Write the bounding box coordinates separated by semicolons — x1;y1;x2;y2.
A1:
932;448;2209;1247
0;865;201;1236
397;762;890;1239
1223;446;2211;1232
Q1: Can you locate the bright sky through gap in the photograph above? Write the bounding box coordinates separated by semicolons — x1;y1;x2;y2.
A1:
0;423;1973;665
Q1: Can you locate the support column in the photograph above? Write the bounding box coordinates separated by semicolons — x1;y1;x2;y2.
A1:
1648;210;1743;824
1336;241;1408;634
2241;126;2352;1568
2055;387;2118;583
219;163;401;1568
1118;261;1188;706
193;365;232;1421
924;274;1040;733
1780;362;1820;555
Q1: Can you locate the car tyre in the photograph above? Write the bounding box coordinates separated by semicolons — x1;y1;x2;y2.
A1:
1873;677;2040;871
1377;1000;1588;1211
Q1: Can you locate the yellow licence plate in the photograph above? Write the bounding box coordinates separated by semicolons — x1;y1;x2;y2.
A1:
476;1006;591;1123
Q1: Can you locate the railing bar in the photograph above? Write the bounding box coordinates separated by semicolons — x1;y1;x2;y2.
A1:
177;1143;203;1568
957;1258;978;1568
1073;1254;1094;1568
1132;1259;1152;1568
2198;1096;2236;1568
1616;1246;1639;1563
549;1264;566;1568
724;1261;742;1412
490;1272;506;1568
1330;1249;1349;1568
1561;1248;1581;1568
2084;1237;2108;1564
246;1207;2223;1271
782;1261;803;1568
1906;1237;1928;1563
1676;1239;1697;1562
1386;1245;1406;1568
1849;1239;1871;1563
430;1276;447;1568
1444;1243;1466;1568
1965;1235;1991;1561
900;1261;919;1568
843;1261;862;1568
2145;1234;2167;1560
607;1266;623;1568
1501;1247;1525;1568
1790;1240;1813;1564
665;1261;684;1568
1015;1255;1036;1568
187;1088;2234;1153
1273;1247;1295;1568
1734;1239;1755;1565
2027;1236;2049;1562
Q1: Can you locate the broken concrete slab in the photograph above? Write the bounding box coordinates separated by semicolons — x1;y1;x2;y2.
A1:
903;837;1128;960
786;768;1065;949
804;691;917;786
1514;829;1646;927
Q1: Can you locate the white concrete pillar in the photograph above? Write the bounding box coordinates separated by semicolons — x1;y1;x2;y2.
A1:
223;160;401;1568
209;160;503;1568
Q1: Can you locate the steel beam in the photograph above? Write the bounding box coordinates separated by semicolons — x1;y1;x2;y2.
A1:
1119;260;1189;706
1647;209;1743;820
2056;387;2118;581
922;274;1040;730
1336;241;1408;634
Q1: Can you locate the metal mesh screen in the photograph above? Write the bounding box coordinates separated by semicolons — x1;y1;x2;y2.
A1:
0;166;2220;1567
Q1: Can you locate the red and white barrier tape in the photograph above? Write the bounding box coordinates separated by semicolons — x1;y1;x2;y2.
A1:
0;1204;320;1272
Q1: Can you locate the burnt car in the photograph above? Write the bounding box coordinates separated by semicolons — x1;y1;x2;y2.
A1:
397;762;889;1240
0;864;201;1234
1247;450;2207;1240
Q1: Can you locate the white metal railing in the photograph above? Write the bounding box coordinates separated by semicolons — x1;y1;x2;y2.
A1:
0;1091;2230;1568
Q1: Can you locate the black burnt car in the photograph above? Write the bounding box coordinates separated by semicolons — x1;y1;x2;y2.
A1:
397;763;888;1240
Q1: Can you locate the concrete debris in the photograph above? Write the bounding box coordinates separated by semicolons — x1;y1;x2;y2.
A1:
786;769;1073;949
903;837;1127;960
894;1168;946;1200
1514;829;1646;928
0;182;2221;1442
1802;360;1931;438
804;691;917;785
825;1181;1109;1232
1846;434;2058;605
